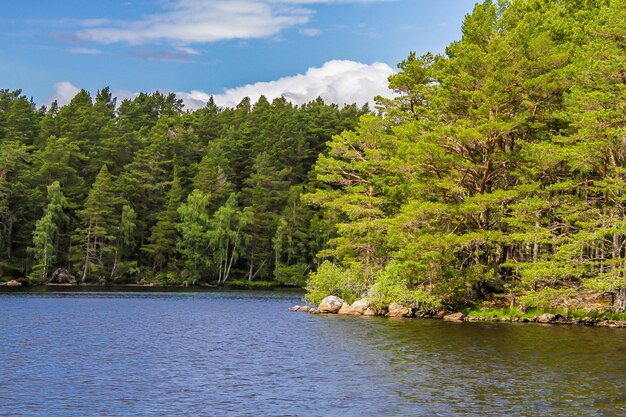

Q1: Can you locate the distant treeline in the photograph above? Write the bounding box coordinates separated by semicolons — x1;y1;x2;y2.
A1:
0;88;366;285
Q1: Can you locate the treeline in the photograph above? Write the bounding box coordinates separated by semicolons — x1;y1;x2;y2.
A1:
305;0;626;313
0;89;366;285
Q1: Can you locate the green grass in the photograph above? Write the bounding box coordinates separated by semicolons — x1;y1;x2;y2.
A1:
463;306;626;322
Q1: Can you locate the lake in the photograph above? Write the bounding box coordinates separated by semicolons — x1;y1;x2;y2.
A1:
1;288;624;416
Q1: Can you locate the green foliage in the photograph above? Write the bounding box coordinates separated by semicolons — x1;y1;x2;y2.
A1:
0;85;359;283
370;262;441;312
302;0;626;312
176;190;213;282
273;262;309;287
28;181;67;282
305;261;367;305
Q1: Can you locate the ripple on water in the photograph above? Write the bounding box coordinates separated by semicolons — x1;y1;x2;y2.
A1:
0;290;625;417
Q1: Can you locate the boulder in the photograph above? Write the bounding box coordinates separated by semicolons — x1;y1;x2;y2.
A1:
291;305;301;311
443;312;465;321
47;268;76;285
537;313;556;323
6;280;22;287
317;296;345;314
350;298;371;315
338;303;352;315
364;307;382;316
434;309;447;319
299;306;311;313
386;302;413;317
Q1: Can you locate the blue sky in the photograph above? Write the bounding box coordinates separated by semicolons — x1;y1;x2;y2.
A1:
1;0;477;109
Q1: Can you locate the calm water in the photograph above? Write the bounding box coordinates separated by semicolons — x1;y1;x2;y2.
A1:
1;289;625;417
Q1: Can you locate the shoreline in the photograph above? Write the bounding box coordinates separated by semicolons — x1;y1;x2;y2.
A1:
293;296;626;328
296;307;626;328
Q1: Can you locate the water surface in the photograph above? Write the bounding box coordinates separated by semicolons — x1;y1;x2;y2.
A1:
1;289;624;416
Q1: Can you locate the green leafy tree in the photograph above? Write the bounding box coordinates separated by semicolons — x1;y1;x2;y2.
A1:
28;181;67;281
176;190;212;283
208;193;252;284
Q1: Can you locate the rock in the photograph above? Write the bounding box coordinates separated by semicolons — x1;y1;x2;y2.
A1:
317;296;345;314
308;308;319;314
338;304;352;315
434;309;447;319
291;305;301;311
299;306;311;312
47;268;76;285
364;307;381;316
443;312;465;321
350;298;371;315
386;302;413;317
537;313;556;323
6;280;22;287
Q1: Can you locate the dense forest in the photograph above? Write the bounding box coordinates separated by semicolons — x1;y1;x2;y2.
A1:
305;0;626;314
2;0;625;315
0;88;366;286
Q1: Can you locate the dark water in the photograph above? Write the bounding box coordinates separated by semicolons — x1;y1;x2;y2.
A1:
1;289;625;416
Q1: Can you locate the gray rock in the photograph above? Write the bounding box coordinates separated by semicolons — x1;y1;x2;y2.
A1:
317;296;346;314
350;298;371;314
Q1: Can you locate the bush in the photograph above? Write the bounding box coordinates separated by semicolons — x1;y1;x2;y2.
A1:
519;287;577;310
370;262;441;312
305;261;365;305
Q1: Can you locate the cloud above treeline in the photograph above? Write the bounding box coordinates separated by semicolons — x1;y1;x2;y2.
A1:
77;0;391;45
49;60;396;109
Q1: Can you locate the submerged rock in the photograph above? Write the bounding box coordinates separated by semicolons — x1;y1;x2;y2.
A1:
443;312;465;321
318;296;345;314
291;305;301;311
386;302;413;317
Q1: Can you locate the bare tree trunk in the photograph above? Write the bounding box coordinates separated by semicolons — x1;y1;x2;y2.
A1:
81;222;92;284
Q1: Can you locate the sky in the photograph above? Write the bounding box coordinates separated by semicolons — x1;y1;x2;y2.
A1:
0;0;478;110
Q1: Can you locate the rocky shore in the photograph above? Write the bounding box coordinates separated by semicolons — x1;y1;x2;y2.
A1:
292;296;626;328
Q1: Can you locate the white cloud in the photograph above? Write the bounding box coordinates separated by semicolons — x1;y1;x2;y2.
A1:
48;60;395;111
178;59;395;109
299;27;321;36
68;47;102;55
177;46;201;55
77;0;390;45
49;82;81;106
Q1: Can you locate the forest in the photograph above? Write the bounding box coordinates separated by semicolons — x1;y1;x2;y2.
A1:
1;0;625;314
0;89;367;287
